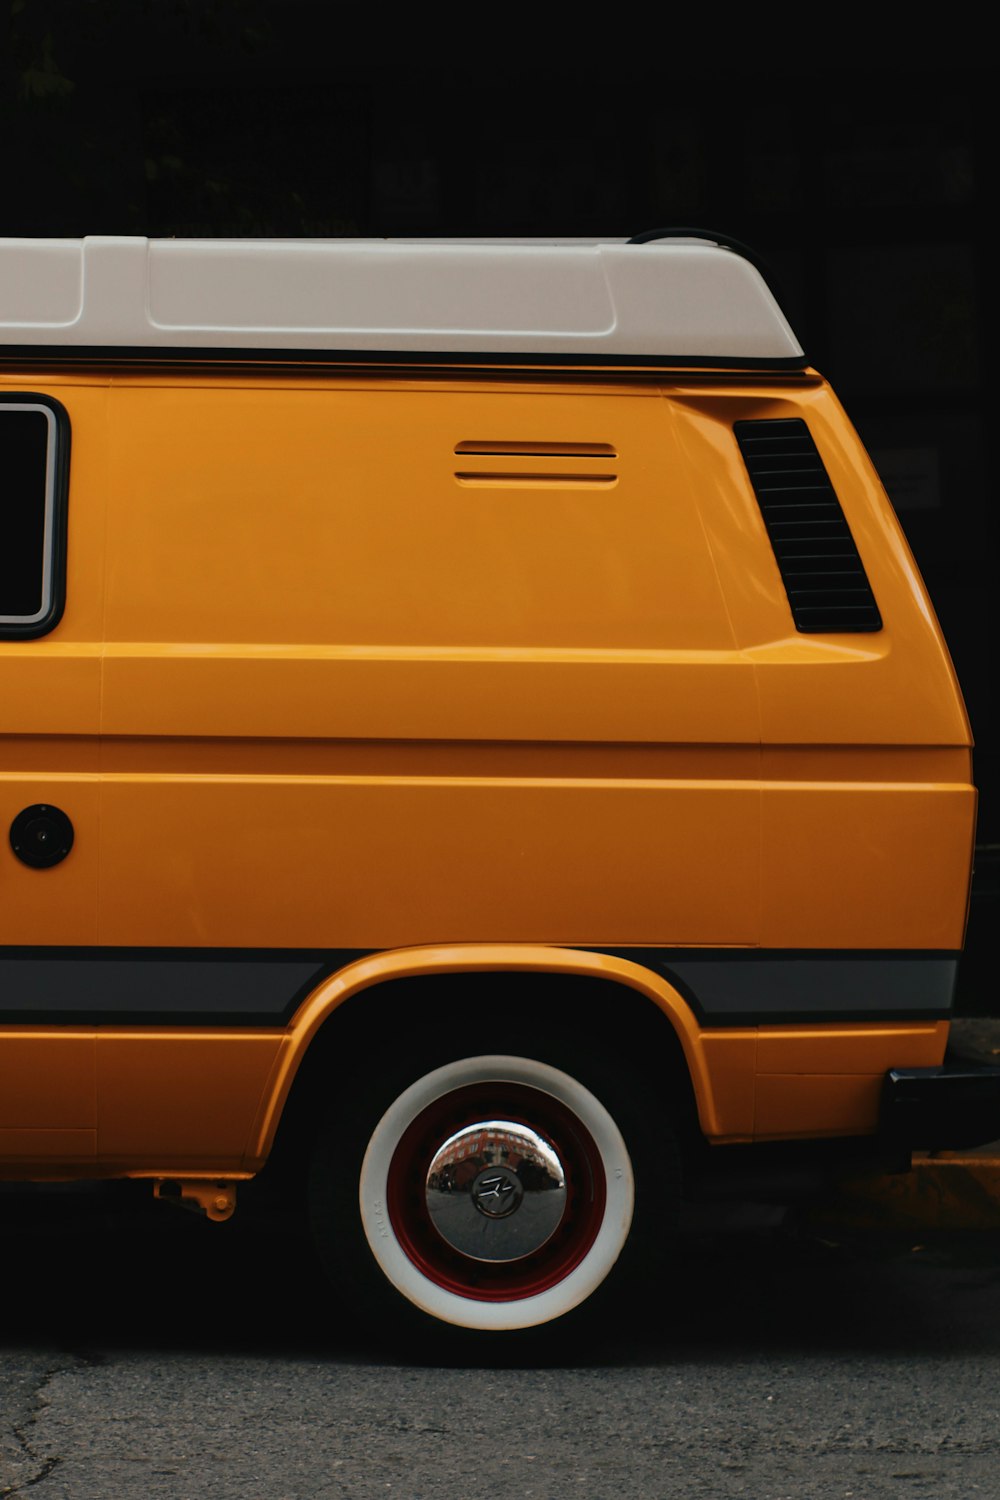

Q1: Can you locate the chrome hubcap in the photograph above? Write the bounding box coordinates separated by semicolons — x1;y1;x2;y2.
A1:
425;1118;567;1263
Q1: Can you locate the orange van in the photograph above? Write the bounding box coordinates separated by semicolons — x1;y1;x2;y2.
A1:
0;230;992;1338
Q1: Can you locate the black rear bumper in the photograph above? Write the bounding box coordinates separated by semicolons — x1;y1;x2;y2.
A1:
880;1066;1000;1156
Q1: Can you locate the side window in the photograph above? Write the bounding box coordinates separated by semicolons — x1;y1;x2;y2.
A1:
0;393;69;637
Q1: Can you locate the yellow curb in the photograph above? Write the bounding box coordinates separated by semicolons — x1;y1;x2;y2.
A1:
806;1155;1000;1232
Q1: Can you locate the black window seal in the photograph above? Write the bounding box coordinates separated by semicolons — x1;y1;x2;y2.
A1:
0;391;70;639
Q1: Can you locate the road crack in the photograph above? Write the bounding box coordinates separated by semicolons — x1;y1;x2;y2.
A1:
1;1358;80;1496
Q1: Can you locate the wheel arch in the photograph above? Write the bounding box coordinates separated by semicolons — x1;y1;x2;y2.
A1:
245;946;737;1171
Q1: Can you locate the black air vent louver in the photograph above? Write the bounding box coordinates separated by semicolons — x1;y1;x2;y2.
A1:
734;418;882;633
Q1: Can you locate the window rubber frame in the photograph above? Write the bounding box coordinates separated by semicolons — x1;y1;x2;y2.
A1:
0;391;71;639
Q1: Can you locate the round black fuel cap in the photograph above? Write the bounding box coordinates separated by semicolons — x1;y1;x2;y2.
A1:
10;804;75;868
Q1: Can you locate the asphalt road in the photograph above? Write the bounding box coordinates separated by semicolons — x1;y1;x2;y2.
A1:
2;1185;1000;1499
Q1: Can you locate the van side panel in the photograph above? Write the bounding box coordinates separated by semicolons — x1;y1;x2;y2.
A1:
96;376;761;951
0;366;977;1172
101;382;741;654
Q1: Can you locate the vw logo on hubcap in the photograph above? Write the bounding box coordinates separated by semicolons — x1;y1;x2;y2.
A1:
471;1165;524;1218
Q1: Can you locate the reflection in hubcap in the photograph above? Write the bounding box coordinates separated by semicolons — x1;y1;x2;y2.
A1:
425;1119;567;1263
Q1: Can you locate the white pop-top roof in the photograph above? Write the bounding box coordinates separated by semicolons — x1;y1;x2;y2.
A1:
0;235;804;361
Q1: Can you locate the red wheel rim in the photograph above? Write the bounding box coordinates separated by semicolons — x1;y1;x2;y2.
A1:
385;1082;607;1302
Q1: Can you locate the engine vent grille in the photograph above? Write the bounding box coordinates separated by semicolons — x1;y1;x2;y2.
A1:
734;418;882;633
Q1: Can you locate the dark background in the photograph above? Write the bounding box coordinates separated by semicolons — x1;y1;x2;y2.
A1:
1;6;995;1009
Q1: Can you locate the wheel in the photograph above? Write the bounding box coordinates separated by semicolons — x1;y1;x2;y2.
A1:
307;1040;679;1342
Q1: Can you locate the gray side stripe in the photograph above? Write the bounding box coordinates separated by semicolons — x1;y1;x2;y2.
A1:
601;950;959;1026
0;948;959;1028
0;952;357;1025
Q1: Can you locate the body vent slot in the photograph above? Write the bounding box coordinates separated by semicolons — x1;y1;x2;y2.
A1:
455;441;617;457
454;440;618;488
734;418;882;633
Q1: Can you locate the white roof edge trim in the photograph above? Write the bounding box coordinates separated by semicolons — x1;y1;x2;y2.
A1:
0;236;805;360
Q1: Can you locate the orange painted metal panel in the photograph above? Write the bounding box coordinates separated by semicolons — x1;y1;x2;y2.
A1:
0;650;101;738
755;1074;884;1141
97;779;759;949
100;649;760;746
0;1128;96;1166
760;783;975;949
97;1031;281;1168
101;384;738;652
699;1031;757;1140
0;1030;95;1128
756;1022;948;1075
98;380;758;745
